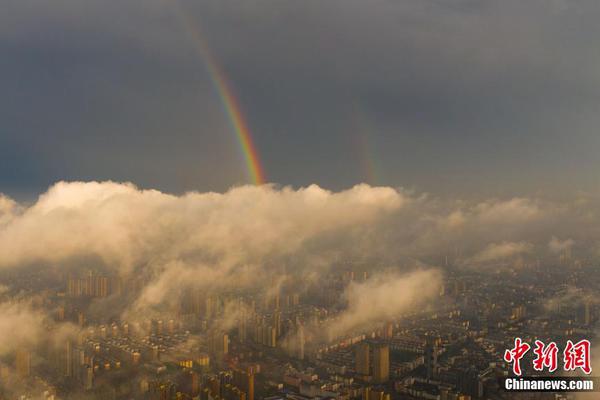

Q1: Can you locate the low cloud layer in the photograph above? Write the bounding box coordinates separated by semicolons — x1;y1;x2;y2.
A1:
1;181;600;333
329;269;442;338
0;301;44;355
549;236;575;254
0;181;402;272
469;241;532;265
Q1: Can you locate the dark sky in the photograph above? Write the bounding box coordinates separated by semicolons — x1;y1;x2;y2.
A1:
2;0;600;200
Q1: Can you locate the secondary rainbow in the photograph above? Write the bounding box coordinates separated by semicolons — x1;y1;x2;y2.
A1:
352;102;384;185
171;2;266;185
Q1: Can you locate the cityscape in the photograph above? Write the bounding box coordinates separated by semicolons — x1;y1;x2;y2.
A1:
0;241;596;400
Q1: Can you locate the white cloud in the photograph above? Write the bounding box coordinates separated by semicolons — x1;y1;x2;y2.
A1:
548;236;575;253
0;195;19;227
0;301;44;355
327;269;442;338
0;181;404;274
469;241;532;264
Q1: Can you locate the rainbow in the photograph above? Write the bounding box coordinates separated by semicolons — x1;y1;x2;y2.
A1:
351;102;384;185
170;1;266;185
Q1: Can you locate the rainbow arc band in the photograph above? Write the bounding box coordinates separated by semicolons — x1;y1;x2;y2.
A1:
172;1;266;185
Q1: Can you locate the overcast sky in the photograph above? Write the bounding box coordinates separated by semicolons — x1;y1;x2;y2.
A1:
2;0;600;200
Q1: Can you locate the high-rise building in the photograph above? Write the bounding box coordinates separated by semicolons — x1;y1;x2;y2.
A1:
84;364;94;390
297;325;305;360
56;306;65;321
584;301;593;326
96;276;108;297
78;311;86;327
425;342;438;381
111;323;119;338
356;342;370;376
267;326;277;347
291;293;300;306
372;344;389;383
383;322;393;339
177;370;200;397
209;331;229;355
67;271;114;298
238;317;247;343
511;305;526;320
233;369;254;400
16;349;31;378
205;297;215;319
64;341;73;377
273;311;282;337
363;387;390;400
458;367;483;398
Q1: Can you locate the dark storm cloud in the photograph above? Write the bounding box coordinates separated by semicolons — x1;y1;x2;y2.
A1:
1;0;600;197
